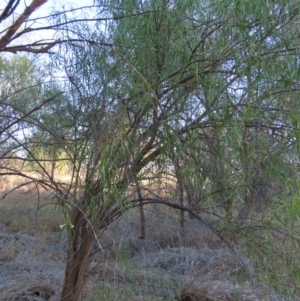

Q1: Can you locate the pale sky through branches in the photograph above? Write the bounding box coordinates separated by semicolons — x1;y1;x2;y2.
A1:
1;0;95;46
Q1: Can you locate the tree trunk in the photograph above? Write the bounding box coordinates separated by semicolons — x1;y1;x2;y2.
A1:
135;176;145;239
60;209;95;301
174;159;185;227
138;198;146;239
178;183;184;228
237;188;253;223
186;190;194;220
237;201;252;222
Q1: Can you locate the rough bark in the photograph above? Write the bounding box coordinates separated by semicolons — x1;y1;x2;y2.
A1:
60;208;95;301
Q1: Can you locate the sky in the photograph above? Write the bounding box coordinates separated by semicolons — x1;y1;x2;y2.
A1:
14;0;95;17
0;0;100;150
2;0;96;45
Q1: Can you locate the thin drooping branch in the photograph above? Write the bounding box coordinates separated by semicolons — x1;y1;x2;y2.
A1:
0;180;37;200
0;168;58;193
133;197;255;284
86;194;255;284
0;92;63;135
0;0;157;55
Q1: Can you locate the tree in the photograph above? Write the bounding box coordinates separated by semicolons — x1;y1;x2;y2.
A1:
48;0;300;299
1;0;300;300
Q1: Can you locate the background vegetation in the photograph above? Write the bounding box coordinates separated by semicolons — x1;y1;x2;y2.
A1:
1;0;300;300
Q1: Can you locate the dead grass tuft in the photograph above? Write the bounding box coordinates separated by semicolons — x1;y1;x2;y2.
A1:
1;284;56;301
178;282;231;301
0;233;41;261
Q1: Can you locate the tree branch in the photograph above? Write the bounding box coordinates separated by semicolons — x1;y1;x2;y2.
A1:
0;0;48;51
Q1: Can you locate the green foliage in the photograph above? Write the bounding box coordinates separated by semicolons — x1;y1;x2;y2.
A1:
2;0;300;299
49;1;300;296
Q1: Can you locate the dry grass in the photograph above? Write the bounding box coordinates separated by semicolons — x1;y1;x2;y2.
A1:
2;284;56;301
178;281;232;301
0;176;63;238
0;178;293;301
0;177;66;301
88;208;287;301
